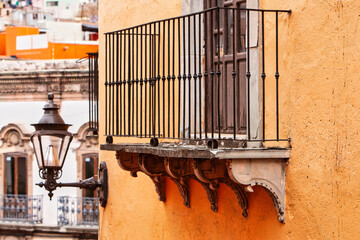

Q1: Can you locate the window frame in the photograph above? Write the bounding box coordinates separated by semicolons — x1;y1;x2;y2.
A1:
82;153;98;198
3;152;27;195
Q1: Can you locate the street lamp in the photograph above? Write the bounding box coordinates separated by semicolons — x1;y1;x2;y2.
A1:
31;93;108;207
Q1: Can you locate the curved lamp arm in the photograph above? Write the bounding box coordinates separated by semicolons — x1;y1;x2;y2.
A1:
36;161;108;207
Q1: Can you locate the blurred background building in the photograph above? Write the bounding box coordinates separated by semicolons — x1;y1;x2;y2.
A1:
0;0;99;239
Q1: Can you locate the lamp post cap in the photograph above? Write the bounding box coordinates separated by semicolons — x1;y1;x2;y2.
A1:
48;92;54;100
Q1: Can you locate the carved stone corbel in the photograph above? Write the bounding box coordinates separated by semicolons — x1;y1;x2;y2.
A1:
138;154;167;201
116;152;141;177
192;159;248;216
169;177;190;207
227;159;286;223
164;158;190;207
188;175;218;212
218;177;248;218
151;176;166;202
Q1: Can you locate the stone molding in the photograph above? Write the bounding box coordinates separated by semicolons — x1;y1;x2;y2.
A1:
0;69;89;101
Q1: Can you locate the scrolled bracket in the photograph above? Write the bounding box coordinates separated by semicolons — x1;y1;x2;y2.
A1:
116;151;141;177
151;176;166;202
189;176;218;212
219;177;248;218
169;177;190;207
164;158;191;207
227;159;286;223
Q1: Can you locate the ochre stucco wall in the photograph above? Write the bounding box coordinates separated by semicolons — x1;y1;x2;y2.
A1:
98;0;360;239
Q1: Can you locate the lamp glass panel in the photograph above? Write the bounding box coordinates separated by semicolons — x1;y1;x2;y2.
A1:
58;135;71;168
40;135;68;168
31;134;43;169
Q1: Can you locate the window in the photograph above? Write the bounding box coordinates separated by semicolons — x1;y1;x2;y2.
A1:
4;154;27;195
83;154;98;197
46;1;58;6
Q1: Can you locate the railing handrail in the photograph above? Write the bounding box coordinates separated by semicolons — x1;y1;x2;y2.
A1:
104;7;291;34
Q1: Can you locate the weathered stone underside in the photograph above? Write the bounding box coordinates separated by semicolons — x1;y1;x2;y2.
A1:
114;149;288;223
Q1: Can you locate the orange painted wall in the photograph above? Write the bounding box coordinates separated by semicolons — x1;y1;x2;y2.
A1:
0;26;98;59
99;0;360;239
52;42;98;59
5;26;40;57
0;33;5;55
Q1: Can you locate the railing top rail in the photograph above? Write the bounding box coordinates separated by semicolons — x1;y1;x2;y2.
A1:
104;7;291;35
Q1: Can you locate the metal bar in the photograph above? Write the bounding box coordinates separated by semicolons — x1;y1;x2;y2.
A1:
140;26;143;137
204;11;208;139
119;32;123;135
144;25;148;137
188;16;191;139
132;28;135;136
111;33;114;135
116;32;119;135
246;9;251;140
168;20;171;138
217;8;221;139
182;17;186;139
232;9;236;139
177;18;181;139
153;23;157;137
172;19;175;138
163;20;166;137
210;9;214;139
275;12;279;141
123;31;127;136
158;21;161;138
193;14;197;139
261;11;266;141
128;30;131;136
149;23;152;137
198;13;202;139
88;52;91;130
136;27;139;136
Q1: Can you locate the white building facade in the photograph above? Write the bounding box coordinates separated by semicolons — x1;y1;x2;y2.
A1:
0;59;98;240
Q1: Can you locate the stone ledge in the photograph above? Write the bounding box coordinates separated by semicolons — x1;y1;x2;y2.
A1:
0;223;98;238
101;143;290;159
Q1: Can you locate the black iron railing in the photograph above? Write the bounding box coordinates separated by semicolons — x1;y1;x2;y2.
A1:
88;52;99;135
57;196;99;226
0;194;43;223
104;7;290;145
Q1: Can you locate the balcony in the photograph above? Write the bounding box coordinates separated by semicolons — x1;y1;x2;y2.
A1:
0;194;43;224
57;196;99;226
101;7;291;223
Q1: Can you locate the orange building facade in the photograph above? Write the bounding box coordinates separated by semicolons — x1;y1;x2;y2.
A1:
97;0;360;239
0;26;98;59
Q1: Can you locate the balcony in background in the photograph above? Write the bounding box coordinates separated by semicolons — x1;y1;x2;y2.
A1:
57;196;99;226
0;194;43;224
